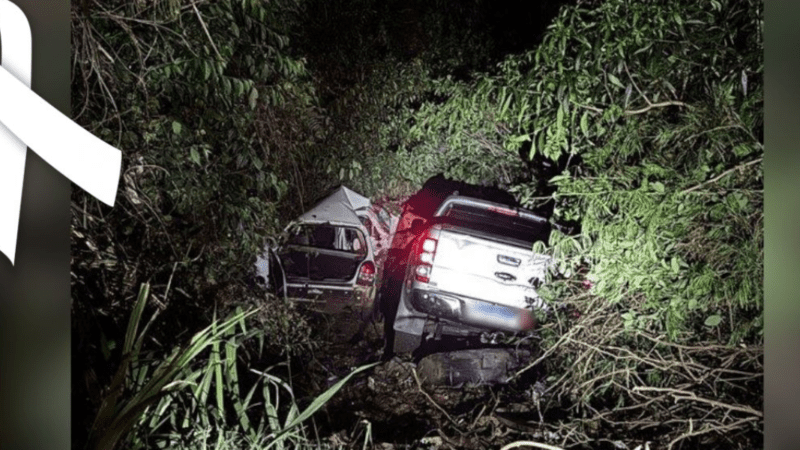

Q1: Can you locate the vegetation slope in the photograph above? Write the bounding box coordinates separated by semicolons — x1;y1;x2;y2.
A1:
71;0;762;448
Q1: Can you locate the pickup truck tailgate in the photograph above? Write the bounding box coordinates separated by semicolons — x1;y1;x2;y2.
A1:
428;229;549;309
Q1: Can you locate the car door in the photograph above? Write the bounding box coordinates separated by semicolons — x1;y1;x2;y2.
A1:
277;223;368;299
277;224;314;281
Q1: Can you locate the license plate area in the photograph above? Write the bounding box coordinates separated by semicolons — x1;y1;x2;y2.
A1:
463;301;533;332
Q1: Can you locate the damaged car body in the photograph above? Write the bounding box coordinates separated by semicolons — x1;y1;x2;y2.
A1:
392;196;552;351
255;186;396;308
381;175;555;385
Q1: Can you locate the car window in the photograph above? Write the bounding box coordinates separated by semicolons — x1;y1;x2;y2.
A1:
287;226;312;246
439;203;550;246
288;224;366;254
335;227;367;254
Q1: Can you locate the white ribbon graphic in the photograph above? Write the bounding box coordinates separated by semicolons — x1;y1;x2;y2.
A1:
0;0;121;265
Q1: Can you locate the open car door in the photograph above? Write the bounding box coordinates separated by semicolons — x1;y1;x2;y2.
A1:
277;223;368;300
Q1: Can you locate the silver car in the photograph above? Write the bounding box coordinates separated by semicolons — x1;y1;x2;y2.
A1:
255;186;396;308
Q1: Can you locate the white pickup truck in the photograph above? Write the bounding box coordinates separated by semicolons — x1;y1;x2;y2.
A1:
391;195;552;354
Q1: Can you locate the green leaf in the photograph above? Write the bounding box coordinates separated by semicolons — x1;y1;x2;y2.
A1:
248;88;259;109
556;106;564;130
510;134;530;143
528;131;537;160
704;315;722;327
268;363;379;447
633;43;653;55
608;73;624;89
652;181;665;193
537;131;545;155
580;112;589;137
171;121;182;135
190;148;201;165
203;60;211;80
734;192;749;209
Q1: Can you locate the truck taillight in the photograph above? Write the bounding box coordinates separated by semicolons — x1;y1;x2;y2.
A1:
357;261;376;286
413;234;438;283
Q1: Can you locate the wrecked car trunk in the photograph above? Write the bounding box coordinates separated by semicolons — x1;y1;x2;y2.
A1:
256;186;398;310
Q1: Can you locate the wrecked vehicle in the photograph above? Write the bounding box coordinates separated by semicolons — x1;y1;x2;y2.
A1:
392;195;552;352
378;175;553;383
255;186;397;307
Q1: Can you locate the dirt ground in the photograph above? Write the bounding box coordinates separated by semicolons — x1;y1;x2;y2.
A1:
297;297;550;450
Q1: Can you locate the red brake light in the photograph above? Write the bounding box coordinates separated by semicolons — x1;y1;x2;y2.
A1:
357;261;376;286
412;231;438;283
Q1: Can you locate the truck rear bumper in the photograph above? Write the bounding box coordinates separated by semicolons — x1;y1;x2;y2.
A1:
393;286;535;345
407;288;534;332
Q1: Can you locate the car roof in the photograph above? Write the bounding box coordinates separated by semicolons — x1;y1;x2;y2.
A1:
297;186;370;228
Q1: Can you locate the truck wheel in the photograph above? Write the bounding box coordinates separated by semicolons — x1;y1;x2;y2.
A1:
393;330;421;354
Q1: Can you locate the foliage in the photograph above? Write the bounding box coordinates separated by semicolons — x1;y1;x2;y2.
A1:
297;0;574;199
520;0;763;345
324;0;763;445
89;282;377;450
71;0;326;307
72;0;764;448
346;0;763;343
88;283;256;450
514;294;762;449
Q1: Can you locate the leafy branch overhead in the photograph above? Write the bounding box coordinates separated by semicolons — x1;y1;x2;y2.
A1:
343;0;763;344
72;0;327;296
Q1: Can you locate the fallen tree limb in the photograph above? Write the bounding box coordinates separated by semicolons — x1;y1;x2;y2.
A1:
632;386;763;417
667;416;760;450
500;440;565;450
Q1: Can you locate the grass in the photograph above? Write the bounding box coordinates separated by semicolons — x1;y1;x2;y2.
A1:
86;283;378;450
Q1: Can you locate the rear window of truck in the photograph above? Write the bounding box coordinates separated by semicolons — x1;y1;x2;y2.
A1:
437;202;550;247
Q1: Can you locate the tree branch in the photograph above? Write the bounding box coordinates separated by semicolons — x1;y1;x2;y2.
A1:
572;102;603;114
633;386;762;417
624;101;687;115
623;61;651;105
572;100;687;116
681;158;763;194
412;368;461;429
500;441;566;450
190;0;223;62
667;417;759;450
